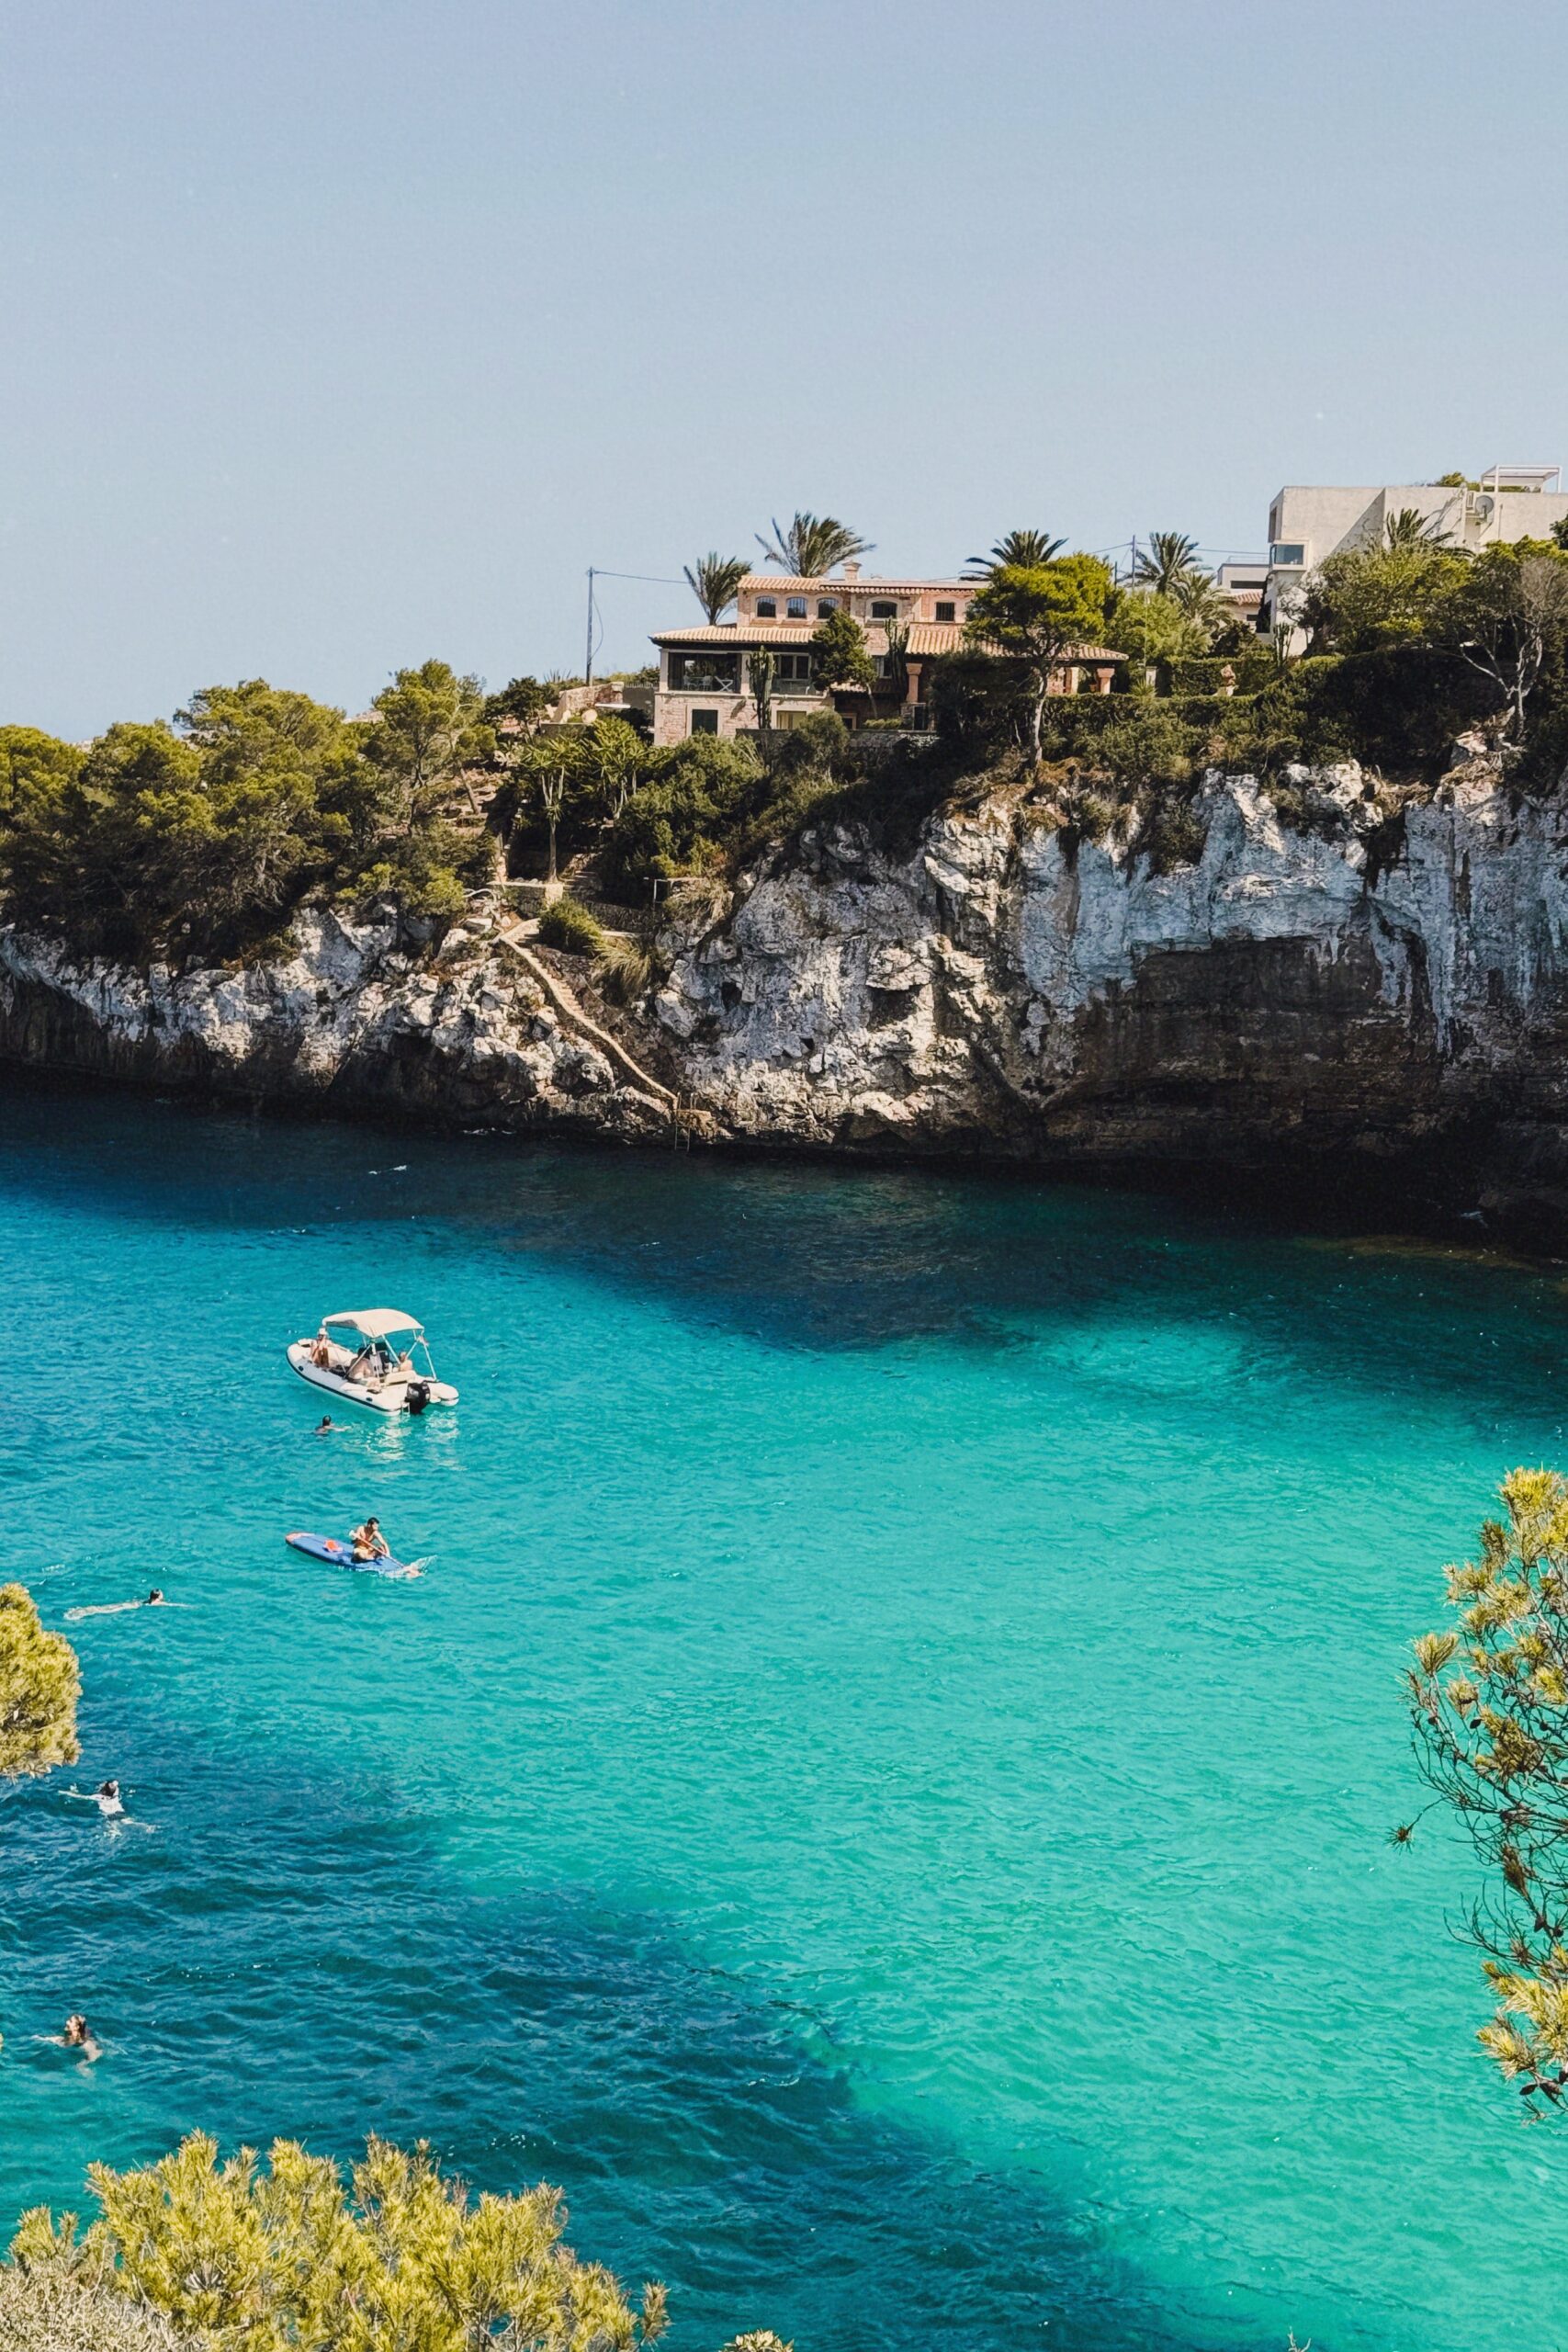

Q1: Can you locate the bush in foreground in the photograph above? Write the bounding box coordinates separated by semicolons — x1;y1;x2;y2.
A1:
0;2266;184;2350
0;1583;79;1780
10;2132;784;2351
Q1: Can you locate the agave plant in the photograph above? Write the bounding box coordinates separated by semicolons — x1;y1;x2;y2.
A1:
683;553;748;624
755;513;873;577
963;528;1066;579
1132;531;1205;597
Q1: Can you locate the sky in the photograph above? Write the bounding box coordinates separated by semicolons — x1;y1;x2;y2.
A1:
3;0;1567;738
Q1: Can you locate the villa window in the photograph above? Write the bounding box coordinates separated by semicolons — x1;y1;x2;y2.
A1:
786;596;807;618
690;709;719;735
817;599;837;617
756;598;777;617
934;601;956;623
871;599;897;619
1269;543;1306;568
774;652;813;683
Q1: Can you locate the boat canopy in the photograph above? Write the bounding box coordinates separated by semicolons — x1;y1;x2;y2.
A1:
321;1308;424;1340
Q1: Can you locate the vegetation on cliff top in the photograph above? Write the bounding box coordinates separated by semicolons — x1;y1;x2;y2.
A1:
9;524;1568;963
0;665;495;962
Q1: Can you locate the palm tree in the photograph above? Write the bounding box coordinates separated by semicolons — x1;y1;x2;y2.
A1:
1383;506;1453;550
755;513;874;577
963;528;1066;579
683;553;748;625
1169;569;1233;639
1132;531;1205;596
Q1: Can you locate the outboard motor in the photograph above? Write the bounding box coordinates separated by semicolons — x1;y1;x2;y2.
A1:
405;1380;431;1417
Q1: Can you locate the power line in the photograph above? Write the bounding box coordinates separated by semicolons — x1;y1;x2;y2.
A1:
584;566;688;684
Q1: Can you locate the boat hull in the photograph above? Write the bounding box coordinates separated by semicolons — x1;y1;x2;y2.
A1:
286;1343;457;1413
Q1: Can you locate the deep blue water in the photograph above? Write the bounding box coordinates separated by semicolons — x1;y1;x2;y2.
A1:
3;1079;1567;2351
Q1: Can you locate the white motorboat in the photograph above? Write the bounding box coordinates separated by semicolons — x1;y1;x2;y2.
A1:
287;1308;458;1415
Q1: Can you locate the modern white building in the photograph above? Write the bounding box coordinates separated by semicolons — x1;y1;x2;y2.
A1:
1260;466;1568;644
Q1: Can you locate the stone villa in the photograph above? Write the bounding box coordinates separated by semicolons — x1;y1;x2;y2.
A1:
649;563;1121;745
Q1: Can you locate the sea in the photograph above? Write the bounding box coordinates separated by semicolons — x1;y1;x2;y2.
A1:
3;1077;1565;2351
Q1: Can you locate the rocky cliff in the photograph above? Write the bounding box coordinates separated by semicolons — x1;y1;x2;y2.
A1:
6;751;1568;1234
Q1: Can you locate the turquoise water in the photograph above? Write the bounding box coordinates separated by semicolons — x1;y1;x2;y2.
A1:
4;1081;1568;2352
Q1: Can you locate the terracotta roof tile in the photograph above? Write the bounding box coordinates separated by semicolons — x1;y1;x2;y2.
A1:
739;572;972;594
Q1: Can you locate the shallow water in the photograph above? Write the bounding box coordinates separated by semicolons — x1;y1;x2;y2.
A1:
3;1080;1566;2351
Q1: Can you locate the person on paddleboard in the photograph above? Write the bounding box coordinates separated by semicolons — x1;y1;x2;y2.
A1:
350;1517;389;1562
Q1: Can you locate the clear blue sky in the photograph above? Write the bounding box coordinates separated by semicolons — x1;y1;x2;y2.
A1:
3;0;1565;737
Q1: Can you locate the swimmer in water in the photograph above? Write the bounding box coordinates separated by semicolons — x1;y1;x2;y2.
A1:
64;1589;169;1622
57;2015;102;2063
316;1416;334;1433
66;1779;124;1818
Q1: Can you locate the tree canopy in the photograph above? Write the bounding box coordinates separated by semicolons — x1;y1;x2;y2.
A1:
964;557;1113;754
809;606;875;696
0;671;497;959
1296;539;1469;657
0;1584;79;1780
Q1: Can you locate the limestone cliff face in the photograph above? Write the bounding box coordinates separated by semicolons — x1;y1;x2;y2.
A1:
650;755;1568;1222
5;755;1568;1230
0;908;674;1142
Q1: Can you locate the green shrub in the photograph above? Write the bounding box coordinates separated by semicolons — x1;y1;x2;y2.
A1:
1136;794;1210;874
0;1584;79;1780
9;2132;671;2352
536;896;604;956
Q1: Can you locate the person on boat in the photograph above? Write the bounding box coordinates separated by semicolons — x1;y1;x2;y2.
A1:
59;2015;101;2063
350;1517;389;1562
310;1329;333;1368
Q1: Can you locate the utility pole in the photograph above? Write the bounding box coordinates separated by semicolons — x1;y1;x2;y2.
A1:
584;568;595;686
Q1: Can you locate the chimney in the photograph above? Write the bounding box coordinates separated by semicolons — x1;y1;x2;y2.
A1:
842;561;861;580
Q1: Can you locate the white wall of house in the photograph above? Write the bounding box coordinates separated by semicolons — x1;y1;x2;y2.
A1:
1263;472;1568;644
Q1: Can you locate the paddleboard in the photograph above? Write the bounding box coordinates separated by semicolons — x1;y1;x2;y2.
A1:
285;1531;420;1579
